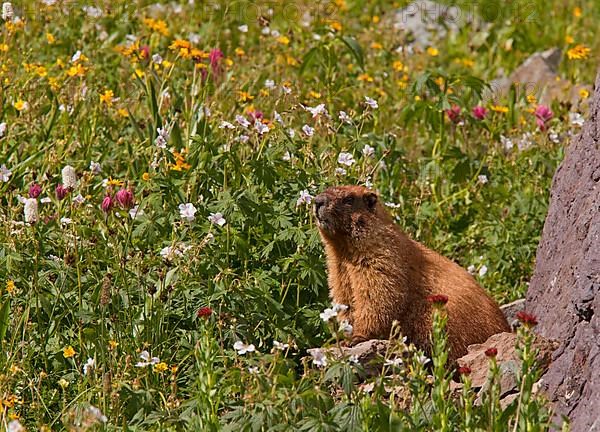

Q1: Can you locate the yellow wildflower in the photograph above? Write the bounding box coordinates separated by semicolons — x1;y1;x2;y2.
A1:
108;340;119;350
308;91;321;99
169;39;192;58
66;63;86;77
259;89;269;97
371;42;383;50
142;173;151;181
134;69;144;78
426;47;439;56
565;35;574;44
63;346;76;358
357;73;373;82
100;89;114;106
334;0;347;10
46;33;55;44
162;60;173;68
234;47;245;57
6;280;15;294
106;178;124;187
143;17;169;36
277;35;290;45
329;20;342;32
372;15;380;24
238;91;254;102
0;43;7;52
567;44;591;60
170;151;191;171
490;105;509;113
35;66;48;77
154;362;168;373
58;378;69;388
14;99;28;111
392;60;405;72
573;6;582;17
579;88;589;99
117;108;128;117
526;94;537;104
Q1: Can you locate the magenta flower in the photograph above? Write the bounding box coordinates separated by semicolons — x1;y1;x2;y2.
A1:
115;188;134;209
209;48;224;77
534;105;553;130
29;183;42;198
56;184;69;200
101;195;113;213
446;105;461;123
472;105;487;120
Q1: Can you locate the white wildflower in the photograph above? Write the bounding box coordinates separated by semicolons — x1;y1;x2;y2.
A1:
155;127;169;148
0;122;6;137
129;205;144;219
301;124;314;137
319;307;337;322
296;189;312;206
305;103;328;118
7;420;24;432
233;341;256;355
385;202;401;209
335;167;347;176
273;110;284;125
362;144;375;157
282;151;292;161
264;79;276;89
287;128;296;138
0;164;12;182
2;2;13;21
478;265;488;277
467;265;476;275
235;114;251;128
569;112;585;127
179;203;197;222
61;165;77;189
478;175;488;184
73;194;85;204
340;320;353;336
500;135;513;151
24;198;38;223
338;111;351;124
82;5;102;18
254;121;269;135
337;152;355;166
89;160;101;174
364;96;378;109
152;53;163;64
273;340;289;350
384;358;404;367
208;212;226;226
83;357;95;375
238;24;248;33
219;121;235;130
237;135;249;143
310;348;328;367
248;366;259;374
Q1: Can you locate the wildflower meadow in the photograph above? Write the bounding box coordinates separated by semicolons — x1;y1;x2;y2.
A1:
1;0;598;430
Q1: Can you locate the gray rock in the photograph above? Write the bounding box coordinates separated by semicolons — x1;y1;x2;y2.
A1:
501;299;526;330
526;70;600;431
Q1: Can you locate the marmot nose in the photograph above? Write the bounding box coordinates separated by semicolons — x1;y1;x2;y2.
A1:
314;194;328;216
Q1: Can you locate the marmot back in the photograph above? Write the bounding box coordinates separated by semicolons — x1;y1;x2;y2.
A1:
314;185;510;361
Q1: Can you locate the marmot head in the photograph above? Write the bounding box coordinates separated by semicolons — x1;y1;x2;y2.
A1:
314;185;391;242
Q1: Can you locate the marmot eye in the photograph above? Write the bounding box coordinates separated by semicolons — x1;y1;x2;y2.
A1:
342;196;354;205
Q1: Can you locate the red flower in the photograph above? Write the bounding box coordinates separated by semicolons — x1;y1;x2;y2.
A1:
101;195;113;213
56;184;68;200
516;311;538;327
29;183;42;198
534;105;553;130
445;105;461;123
427;294;449;305
197;307;213;318
472;105;488;120
458;366;471;375
115;188;134;209
484;347;498;358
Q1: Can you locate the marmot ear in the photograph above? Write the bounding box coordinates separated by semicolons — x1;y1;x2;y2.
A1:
364;192;378;210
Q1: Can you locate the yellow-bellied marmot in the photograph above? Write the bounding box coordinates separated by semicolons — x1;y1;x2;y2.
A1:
314;185;510;361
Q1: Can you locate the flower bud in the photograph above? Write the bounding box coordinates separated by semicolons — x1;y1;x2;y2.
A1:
115;188;134;209
101;195;113;212
56;184;68;200
29;183;42;198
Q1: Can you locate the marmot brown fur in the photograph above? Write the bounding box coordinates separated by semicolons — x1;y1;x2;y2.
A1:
314;185;510;361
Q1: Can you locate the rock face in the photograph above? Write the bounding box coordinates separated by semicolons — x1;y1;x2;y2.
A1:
526;70;600;431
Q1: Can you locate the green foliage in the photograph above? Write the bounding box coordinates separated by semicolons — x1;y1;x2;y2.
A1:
0;0;595;429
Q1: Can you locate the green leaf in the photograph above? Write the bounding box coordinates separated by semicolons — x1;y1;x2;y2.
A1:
340;36;364;70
